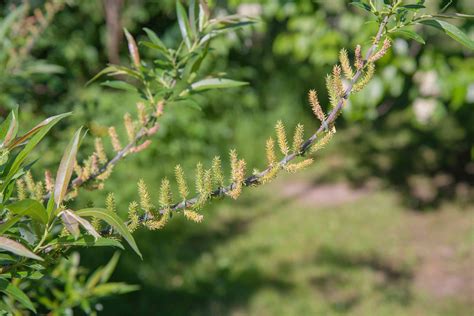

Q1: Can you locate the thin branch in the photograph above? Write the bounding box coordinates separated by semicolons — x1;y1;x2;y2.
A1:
145;15;392;217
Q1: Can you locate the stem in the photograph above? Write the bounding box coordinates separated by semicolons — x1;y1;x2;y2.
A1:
146;14;393;217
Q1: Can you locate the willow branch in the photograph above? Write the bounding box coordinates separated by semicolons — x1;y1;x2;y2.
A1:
148;14;391;217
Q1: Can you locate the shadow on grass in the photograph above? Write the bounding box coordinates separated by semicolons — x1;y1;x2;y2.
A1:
310;246;413;313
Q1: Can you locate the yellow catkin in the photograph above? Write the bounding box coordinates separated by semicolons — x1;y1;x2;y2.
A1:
275;121;289;155
146;211;169;230
127;201;140;233
25;171;35;194
137;179;153;212
96;164;114;181
265;137;276;166
353;63;375;92
94;138;107;164
44;170;54;193
229;159;246;199
123;113;135;142
74;161;83;179
184;210;204;223
16;179;26;200
325;75;338;109
108;126;122;152
355;44;363;70
81;162;91;181
339;48;354;80
175;164;188;200
369;38;391;62
34;181;44;200
212;156;224;188
292;124;304;153
90;154;99;175
91;217;101;232
285;158;314;173
310;131;334;154
308;89;325;123
195;162;204;194
229;149;238;181
136;102;147;126
159;178;172;210
106;192;116;213
332;65;344;98
260;165;280;184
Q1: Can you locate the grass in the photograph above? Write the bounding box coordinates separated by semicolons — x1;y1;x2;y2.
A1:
96;166;473;315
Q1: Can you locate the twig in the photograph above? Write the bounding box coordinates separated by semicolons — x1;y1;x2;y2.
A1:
146;15;392;216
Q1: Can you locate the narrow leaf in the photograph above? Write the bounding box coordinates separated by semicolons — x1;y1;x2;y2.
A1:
6;199;48;224
54;127;83;207
190;78;248;91
392;28;426;44
350;1;371;12
176;0;193;49
0;236;43;261
1;109;18;147
402;4;425;9
2;113;70;192
76;208;142;258
101;80;137;92
419;19;474;50
47;235;124;249
0;278;36;312
100;252;120;283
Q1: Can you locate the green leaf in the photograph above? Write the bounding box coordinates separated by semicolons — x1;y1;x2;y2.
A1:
23;62;64;75
143;27;167;49
419;19;474;50
0;236;43;261
101;80;137;92
86;66;119;86
350;1;371;12
176;0;193;49
76;208;142;258
91;282;139;297
100;252;120;283
6;199;48;224
198;0;210;32
188;0;198;36
0;254;16;263
0;110;14;142
47;235;124;249
54;127;83;207
86;65;142;86
190;78;248;92
392;28;426;44
2;113;70;193
0;278;36;312
0;217;21;235
0;109;18;148
401;4;425;9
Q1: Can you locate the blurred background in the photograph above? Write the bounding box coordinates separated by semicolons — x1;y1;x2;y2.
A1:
1;0;473;314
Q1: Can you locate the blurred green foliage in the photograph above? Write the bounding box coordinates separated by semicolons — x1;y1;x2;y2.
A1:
0;0;473;314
